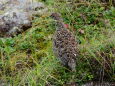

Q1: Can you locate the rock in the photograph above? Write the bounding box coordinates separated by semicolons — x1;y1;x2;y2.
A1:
0;0;48;37
64;82;115;86
0;80;10;86
82;82;115;86
0;9;32;37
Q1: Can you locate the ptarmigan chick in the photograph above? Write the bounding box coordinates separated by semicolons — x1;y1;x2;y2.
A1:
51;13;78;72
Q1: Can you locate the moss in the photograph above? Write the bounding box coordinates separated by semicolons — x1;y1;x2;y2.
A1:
0;0;115;85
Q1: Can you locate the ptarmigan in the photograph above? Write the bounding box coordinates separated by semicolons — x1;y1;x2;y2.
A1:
51;13;78;72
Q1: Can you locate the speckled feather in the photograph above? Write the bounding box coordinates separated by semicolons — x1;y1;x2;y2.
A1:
51;13;78;71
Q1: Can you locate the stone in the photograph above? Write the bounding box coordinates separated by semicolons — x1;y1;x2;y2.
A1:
0;0;48;37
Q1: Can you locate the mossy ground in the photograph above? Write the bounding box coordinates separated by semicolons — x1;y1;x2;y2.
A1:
0;0;115;86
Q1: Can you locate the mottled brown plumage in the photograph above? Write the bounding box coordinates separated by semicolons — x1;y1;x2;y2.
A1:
51;13;78;71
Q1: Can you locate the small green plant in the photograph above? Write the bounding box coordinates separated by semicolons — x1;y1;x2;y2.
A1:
0;0;114;85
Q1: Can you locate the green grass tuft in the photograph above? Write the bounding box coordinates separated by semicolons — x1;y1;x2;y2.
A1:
0;0;115;85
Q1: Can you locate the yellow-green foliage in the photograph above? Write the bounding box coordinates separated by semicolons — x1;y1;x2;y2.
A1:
0;14;58;85
0;0;115;85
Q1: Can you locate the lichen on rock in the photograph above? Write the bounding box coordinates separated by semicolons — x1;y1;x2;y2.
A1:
0;0;48;37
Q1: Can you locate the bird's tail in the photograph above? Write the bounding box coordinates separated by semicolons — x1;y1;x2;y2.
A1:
68;59;76;72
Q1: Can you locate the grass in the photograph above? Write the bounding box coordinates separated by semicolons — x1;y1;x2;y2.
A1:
0;0;115;85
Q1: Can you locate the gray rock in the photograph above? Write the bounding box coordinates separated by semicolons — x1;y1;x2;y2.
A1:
82;82;115;86
65;82;115;86
0;0;48;37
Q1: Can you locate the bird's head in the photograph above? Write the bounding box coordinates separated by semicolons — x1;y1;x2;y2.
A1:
50;13;69;29
50;12;63;21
